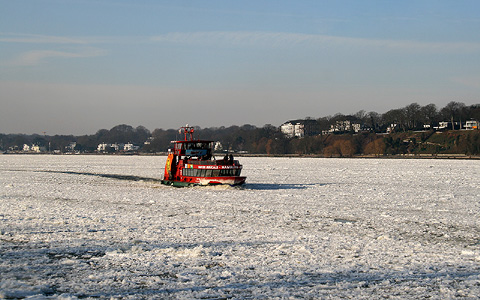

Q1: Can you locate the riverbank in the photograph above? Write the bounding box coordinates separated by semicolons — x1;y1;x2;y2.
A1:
3;151;480;159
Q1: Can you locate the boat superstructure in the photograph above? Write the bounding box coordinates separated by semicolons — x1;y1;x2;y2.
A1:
161;126;246;187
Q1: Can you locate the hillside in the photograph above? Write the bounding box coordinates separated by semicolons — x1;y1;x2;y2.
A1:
316;130;480;158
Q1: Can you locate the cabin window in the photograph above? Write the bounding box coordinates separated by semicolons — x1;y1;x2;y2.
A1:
220;169;235;176
184;167;239;177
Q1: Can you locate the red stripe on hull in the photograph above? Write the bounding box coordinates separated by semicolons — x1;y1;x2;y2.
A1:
182;176;246;186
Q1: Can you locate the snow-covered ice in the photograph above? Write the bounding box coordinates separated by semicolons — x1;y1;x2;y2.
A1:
1;155;480;299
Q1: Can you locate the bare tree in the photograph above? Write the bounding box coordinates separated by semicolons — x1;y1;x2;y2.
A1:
420;103;438;126
440;101;466;130
405;103;421;129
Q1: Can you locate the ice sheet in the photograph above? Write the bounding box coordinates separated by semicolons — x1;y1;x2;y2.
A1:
1;155;480;298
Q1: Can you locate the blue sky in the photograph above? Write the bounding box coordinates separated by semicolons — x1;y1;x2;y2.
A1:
1;0;480;134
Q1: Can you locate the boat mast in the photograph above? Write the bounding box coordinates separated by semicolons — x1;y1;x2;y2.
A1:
180;125;195;141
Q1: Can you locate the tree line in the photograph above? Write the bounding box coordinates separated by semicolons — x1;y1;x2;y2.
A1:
1;101;479;155
318;101;480;132
0;124;151;153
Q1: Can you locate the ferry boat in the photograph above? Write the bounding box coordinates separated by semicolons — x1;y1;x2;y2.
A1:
161;126;246;187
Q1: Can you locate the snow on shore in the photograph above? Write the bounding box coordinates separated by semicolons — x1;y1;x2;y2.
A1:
1;155;480;299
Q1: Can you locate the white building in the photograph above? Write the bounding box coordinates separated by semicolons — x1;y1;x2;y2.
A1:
326;120;362;134
31;145;46;153
281;121;305;138
465;120;479;130
352;123;361;133
98;142;139;152
144;137;153;145
124;143;139;152
65;142;77;153
97;143;109;152
333;120;351;132
434;121;463;130
23;144;46;152
386;123;398;134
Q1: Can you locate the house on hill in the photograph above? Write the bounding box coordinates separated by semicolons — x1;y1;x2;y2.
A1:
323;120;364;134
22;144;46;153
280;119;320;138
465;120;479;130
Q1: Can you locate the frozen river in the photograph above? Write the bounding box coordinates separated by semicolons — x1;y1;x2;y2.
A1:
1;155;480;299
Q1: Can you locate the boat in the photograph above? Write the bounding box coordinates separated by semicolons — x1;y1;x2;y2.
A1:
161;125;246;187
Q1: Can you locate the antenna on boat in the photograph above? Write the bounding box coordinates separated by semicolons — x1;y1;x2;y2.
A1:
180;124;195;141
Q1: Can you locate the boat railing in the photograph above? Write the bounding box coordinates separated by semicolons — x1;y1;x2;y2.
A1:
186;160;216;165
186;159;239;166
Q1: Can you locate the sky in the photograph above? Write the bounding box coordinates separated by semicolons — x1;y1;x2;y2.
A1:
1;0;480;135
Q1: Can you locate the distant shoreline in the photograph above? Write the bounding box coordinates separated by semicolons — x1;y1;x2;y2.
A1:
236;153;480;160
2;152;480;160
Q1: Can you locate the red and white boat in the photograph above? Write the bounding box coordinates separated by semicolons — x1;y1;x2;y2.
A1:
161;126;246;187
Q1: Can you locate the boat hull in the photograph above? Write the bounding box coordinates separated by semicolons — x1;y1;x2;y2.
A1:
161;176;246;187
